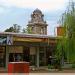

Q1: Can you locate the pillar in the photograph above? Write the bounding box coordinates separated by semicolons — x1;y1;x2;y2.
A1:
36;47;39;68
6;46;9;70
44;47;46;66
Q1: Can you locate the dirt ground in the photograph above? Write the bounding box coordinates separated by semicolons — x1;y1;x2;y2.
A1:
1;69;75;73
30;69;75;73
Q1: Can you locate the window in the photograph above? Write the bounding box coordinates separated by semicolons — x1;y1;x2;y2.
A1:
0;46;6;67
40;29;43;34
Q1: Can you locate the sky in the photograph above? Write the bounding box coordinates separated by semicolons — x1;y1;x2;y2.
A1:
0;0;70;35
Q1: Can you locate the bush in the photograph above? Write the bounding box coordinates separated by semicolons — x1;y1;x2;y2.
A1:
48;64;54;69
72;64;75;68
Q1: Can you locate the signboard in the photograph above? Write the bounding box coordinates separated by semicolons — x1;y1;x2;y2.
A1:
7;36;13;45
0;36;7;45
8;46;23;53
57;27;65;36
13;37;43;42
0;36;13;45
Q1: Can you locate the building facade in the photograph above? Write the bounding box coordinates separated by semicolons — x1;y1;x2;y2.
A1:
0;9;57;71
0;32;56;71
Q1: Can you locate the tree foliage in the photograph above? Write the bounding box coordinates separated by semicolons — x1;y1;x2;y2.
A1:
22;26;32;34
5;27;14;32
58;0;75;63
5;24;21;33
55;1;75;67
4;24;33;34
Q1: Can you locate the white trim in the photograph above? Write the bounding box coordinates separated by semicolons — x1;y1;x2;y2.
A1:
0;32;57;38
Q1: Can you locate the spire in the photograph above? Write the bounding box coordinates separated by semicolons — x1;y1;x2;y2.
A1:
27;9;48;35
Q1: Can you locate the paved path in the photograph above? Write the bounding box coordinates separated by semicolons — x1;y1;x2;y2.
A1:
0;73;75;75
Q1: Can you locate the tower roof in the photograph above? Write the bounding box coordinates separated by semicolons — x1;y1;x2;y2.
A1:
33;8;42;14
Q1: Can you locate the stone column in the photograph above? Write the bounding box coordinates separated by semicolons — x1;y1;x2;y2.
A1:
36;47;39;68
44;47;46;66
6;46;9;70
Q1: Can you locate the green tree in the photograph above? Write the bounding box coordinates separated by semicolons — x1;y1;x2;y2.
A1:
5;27;14;32
22;26;32;34
22;28;27;33
5;24;21;33
13;24;21;33
59;0;75;63
55;1;75;68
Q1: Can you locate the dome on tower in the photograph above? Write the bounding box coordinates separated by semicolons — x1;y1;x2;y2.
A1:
33;8;42;14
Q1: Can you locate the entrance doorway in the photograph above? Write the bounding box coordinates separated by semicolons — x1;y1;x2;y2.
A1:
8;46;23;62
9;53;23;62
8;46;30;62
39;47;46;66
23;47;30;62
30;47;36;66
